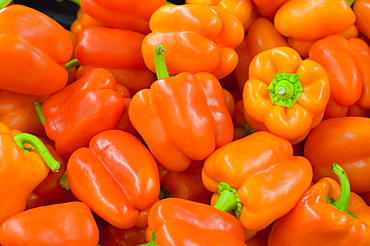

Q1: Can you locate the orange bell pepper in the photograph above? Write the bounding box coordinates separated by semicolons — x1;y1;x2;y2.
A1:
353;0;370;41
202;131;313;231
0;4;73;95
80;0;166;34
304;116;370;194
243;46;330;144
0;201;99;246
39;68;125;159
141;4;244;79
129;45;234;172
308;35;370;118
0;122;60;225
268;164;370;246
66;129;160;229
142;198;247;246
274;0;355;42
75;26;155;95
70;8;106;37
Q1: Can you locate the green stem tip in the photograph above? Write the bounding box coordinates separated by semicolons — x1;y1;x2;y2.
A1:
138;232;156;246
154;45;170;80
59;172;70;190
14;133;60;173
64;58;80;71
56;0;80;6
213;182;242;217
0;0;12;9
326;163;357;218
34;103;46;126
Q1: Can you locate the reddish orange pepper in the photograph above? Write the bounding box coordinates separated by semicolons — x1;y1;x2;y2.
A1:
0;4;73;95
70;8;106;37
202;131;313;231
0;122;60;224
243;46;330;144
80;0;166;34
0;201;99;246
142;198;247;246
75;26;155;95
268;164;370;246
66;129;160;229
40;68;125;159
142;4;244;79
129;45;234;172
304;116;370;194
99;225;147;246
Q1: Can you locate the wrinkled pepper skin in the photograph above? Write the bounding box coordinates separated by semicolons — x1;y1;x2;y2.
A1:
274;0;355;41
75;26;155;95
202;131;313;231
0;202;99;246
66;130;160;229
42;68;125;159
268;173;370;245
304;116;370;194
243;46;330;144
80;0;166;34
144;198;247;246
141;4;244;79
0;4;73;95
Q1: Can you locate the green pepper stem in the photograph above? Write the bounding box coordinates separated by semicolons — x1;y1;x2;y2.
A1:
59;172;70;190
154;45;169;80
13;133;60;173
138;232;156;246
56;0;80;5
327;163;357;218
0;0;12;9
158;185;169;200
213;182;242;217
166;1;174;4
346;0;355;6
64;58;80;71
34;103;46;126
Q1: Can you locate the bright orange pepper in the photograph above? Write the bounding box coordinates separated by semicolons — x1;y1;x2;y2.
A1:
353;0;370;41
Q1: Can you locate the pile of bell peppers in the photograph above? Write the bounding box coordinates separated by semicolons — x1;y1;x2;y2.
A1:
1;0;370;245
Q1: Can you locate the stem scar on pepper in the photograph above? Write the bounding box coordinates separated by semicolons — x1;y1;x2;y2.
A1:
267;73;304;108
326;163;357;218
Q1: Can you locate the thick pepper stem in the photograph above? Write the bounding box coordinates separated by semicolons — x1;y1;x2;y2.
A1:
13;133;60;173
59;172;70;190
64;58;80;70
327;163;357;218
267;73;304;108
0;0;12;9
34;103;46;126
213;182;242;217
154;45;170;79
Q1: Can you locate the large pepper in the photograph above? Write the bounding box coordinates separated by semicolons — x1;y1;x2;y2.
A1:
202;131;313;231
0;201;99;246
141;197;247;246
141;4;244;79
242;46;330;144
66;129;160;229
80;0;166;34
353;0;370;41
308;35;370;118
75;26;155;95
304;116;370;194
268;163;370;245
0;122;60;225
39;68;125;159
129;45;234;172
0;4;73;95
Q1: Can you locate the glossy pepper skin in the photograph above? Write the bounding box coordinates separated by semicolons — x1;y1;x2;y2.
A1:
66;129;160;229
0;201;99;246
353;0;370;41
41;68;125;159
129;46;234;172
0;122;60;225
202;131;313;231
274;0;355;41
308;35;370;118
143;198;247;246
0;4;73;95
268;164;370;246
304;116;370;194
80;0;166;34
75;26;155;95
141;4;244;79
243;46;330;144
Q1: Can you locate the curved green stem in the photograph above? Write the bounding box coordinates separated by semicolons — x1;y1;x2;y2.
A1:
213;182;242;217
0;0;12;9
59;172;70;190
13;133;60;173
34;103;46;126
267;73;304;108
154;45;169;80
64;58;80;71
326;163;357;218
